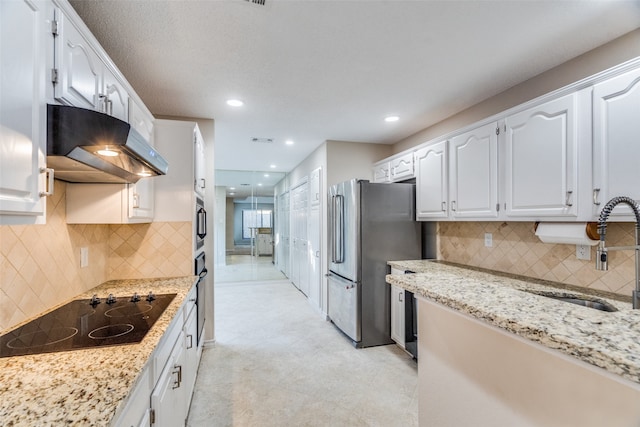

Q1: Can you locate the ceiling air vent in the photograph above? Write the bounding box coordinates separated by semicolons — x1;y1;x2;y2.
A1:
252;137;273;144
243;0;266;6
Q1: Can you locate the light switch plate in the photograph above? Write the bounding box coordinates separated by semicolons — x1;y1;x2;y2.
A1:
484;233;493;248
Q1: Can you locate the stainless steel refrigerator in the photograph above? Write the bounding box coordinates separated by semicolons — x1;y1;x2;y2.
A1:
328;179;422;348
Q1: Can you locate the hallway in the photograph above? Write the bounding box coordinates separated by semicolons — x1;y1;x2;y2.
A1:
187;279;418;426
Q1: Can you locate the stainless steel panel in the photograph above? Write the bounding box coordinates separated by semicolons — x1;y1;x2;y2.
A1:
329;179;359;282
327;273;360;342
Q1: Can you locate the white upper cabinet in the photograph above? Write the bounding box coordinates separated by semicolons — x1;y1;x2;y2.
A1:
449;122;499;219
504;93;578;218
102;67;128;121
53;4;128;120
53;7;101;109
0;0;50;224
373;152;415;183
194;126;206;197
372;161;390;183
592;67;640;219
415;140;448;220
390;151;415;182
129;97;155;142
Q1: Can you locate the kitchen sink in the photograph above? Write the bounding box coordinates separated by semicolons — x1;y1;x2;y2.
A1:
523;290;618;312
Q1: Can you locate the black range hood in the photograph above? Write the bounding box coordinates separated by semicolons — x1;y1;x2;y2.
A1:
47;104;169;183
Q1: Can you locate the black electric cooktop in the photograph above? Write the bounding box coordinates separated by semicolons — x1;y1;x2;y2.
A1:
0;293;176;358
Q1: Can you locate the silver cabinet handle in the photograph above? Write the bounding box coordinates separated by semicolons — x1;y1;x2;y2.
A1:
39;168;54;197
98;94;107;112
566;191;573;207
186;334;193;349
399;292;403;302
593;188;601;206
441;201;446;212
200;178;206;189
132;193;140;209
172;365;182;389
451;200;457;211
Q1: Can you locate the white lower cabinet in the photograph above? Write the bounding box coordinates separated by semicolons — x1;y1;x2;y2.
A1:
151;330;187;427
389;268;406;349
390;284;405;349
113;367;152;427
112;287;201;427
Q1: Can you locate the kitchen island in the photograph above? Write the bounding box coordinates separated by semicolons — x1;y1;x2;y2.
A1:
0;276;197;426
387;260;640;427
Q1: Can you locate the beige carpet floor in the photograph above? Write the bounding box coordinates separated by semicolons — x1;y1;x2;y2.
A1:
187;280;418;426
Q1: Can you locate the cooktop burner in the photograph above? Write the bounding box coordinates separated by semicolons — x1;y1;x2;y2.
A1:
0;293;176;358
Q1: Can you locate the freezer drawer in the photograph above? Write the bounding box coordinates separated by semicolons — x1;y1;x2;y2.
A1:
328;273;360;342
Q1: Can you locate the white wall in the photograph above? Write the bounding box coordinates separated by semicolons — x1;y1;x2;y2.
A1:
326;140;392;186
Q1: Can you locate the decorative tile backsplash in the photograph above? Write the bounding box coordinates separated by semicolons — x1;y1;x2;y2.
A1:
108;222;192;280
438;221;636;296
0;181;193;332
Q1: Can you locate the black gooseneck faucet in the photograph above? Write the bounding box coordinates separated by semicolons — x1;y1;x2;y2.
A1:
596;196;640;309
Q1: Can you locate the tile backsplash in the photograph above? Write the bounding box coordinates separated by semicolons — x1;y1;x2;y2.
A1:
1;181;192;332
438;221;636;296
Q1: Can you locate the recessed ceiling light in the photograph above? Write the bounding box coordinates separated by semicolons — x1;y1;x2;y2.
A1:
264;174;269;178
226;99;244;107
285;140;294;145
270;164;276;169
258;183;263;187
229;187;236;190
229;192;235;195
384;115;399;122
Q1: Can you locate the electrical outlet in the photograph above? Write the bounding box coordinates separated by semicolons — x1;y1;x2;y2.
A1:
484;233;493;248
576;244;590;261
80;247;89;268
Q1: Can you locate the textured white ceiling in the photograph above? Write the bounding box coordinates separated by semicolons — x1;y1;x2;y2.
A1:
70;0;640;176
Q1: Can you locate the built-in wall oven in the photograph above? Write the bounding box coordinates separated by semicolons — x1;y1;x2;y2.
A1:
194;251;207;344
195;196;206;251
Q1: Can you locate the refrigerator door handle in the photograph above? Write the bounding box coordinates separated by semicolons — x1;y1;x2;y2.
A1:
334;194;344;263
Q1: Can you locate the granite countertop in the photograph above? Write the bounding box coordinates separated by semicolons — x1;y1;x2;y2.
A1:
386;260;640;386
0;276;197;427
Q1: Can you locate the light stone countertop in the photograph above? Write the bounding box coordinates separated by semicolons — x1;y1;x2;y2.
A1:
0;276;197;427
386;260;640;385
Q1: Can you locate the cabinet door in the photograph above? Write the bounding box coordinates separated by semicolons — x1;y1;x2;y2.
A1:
449;122;499;219
151;334;187;427
390;285;405;348
372;162;390;183
128;179;154;220
592;67;640;219
183;306;199;404
54;8;101;110
194;126;206;197
415;141;448;220
103;67;129;121
504;93;578;217
129;97;154;142
390;152;414;182
0;0;48;223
